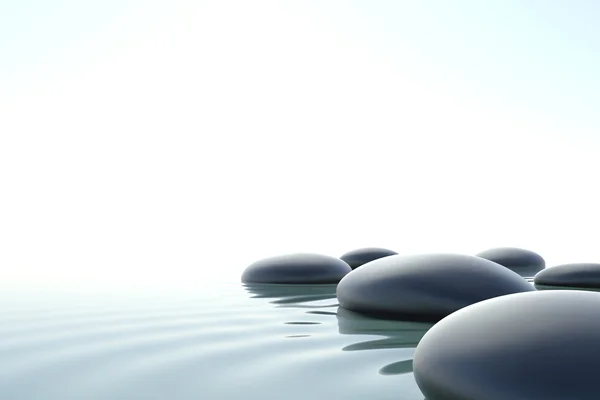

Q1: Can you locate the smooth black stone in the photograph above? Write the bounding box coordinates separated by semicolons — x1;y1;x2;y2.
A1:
413;290;600;400
241;253;351;284
534;263;600;288
476;247;545;276
336;253;534;321
340;247;398;269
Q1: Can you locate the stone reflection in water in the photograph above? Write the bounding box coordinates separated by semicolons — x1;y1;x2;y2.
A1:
243;283;338;306
534;284;600;292
243;283;338;338
336;307;433;376
379;360;414;375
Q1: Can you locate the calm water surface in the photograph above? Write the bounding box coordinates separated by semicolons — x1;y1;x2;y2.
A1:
0;282;438;399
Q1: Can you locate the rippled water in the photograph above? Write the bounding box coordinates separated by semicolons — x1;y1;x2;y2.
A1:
0;282;436;399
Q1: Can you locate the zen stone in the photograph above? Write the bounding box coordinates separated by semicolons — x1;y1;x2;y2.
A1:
241;253;351;284
534;263;600;289
336;253;533;321
413;290;600;400
340;247;398;269
476;247;545;276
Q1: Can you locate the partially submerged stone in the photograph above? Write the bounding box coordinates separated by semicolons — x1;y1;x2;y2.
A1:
340;247;398;269
476;247;545;276
534;263;600;289
413;290;600;400
241;253;351;284
336;253;533;321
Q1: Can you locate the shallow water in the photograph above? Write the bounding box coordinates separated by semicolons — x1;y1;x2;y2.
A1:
0;282;433;399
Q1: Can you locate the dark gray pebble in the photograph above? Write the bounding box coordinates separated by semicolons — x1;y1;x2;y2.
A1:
241;253;351;284
414;290;600;400
476;247;545;276
336;253;534;321
340;247;398;269
534;263;600;289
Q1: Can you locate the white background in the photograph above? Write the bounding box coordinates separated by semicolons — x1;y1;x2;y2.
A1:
2;1;600;292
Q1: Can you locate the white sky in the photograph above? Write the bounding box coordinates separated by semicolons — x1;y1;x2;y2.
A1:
2;1;600;291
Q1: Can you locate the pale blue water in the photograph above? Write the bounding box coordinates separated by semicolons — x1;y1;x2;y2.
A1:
0;282;433;399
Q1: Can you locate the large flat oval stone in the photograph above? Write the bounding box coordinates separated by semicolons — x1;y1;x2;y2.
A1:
241;253;351;284
336;253;533;321
534;263;600;288
413;290;600;400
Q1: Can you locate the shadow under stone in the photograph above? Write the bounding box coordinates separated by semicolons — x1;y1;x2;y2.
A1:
336;307;433;376
534;284;600;292
379;359;414;375
243;283;338;305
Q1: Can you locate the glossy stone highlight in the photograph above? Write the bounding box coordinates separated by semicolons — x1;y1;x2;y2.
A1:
241;253;352;284
534;263;600;289
476;247;545;276
336;253;533;321
340;247;398;269
413;290;600;400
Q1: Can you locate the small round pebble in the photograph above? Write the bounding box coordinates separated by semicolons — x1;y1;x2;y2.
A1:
534;263;600;288
336;253;534;321
340;247;398;269
413;290;600;400
241;253;351;284
476;247;545;276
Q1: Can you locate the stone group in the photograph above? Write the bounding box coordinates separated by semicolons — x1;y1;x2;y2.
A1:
241;247;600;399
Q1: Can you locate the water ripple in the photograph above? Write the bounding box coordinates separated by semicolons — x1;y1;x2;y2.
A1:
0;283;429;400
